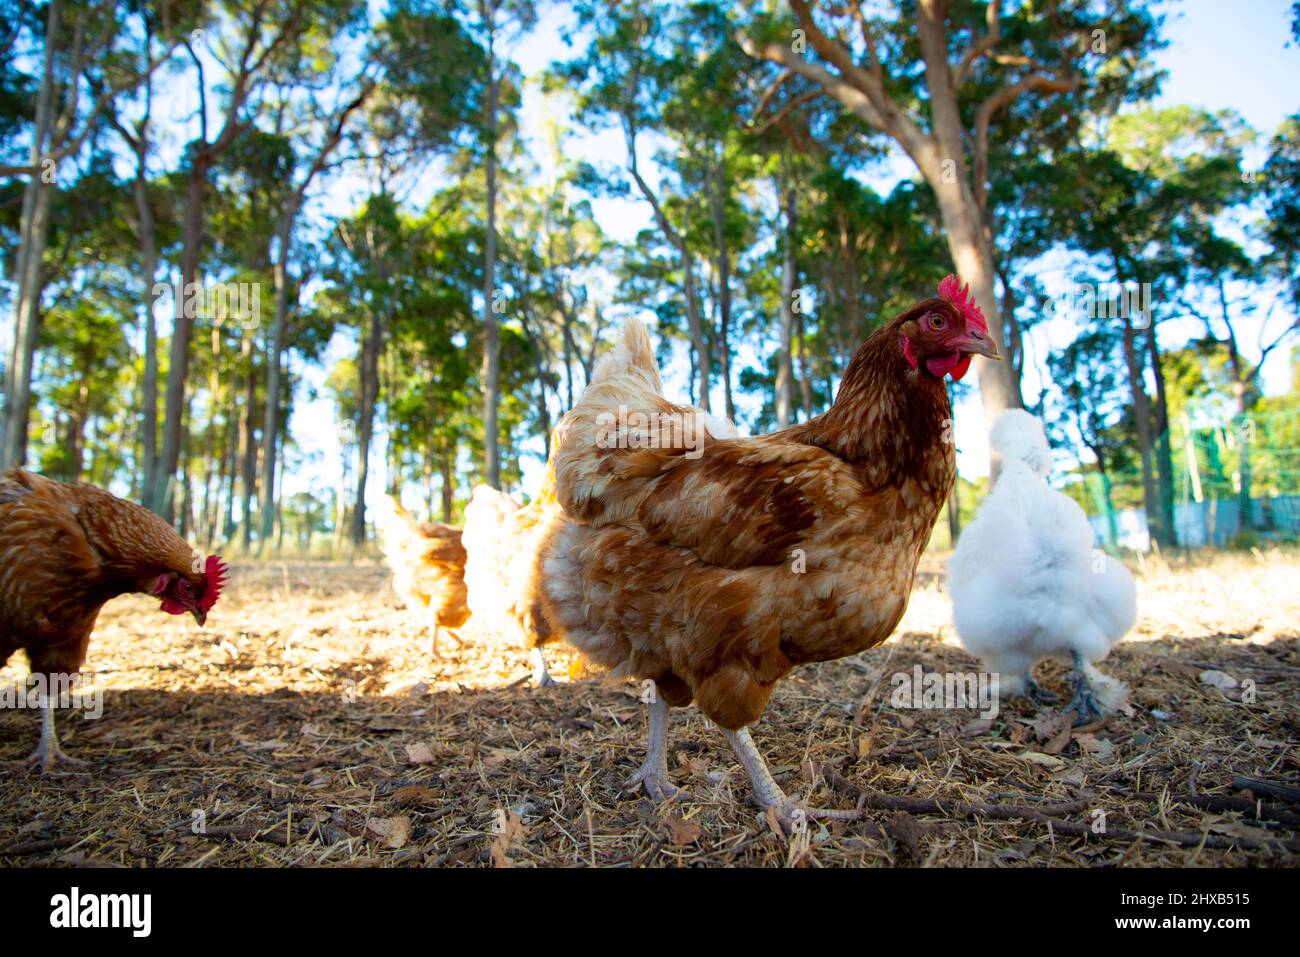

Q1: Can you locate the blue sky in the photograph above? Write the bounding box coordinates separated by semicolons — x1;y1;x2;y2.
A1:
179;2;1300;504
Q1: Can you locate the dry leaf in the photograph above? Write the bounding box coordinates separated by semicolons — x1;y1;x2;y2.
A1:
1073;732;1102;753
405;742;435;764
663;813;703;847
1030;713;1068;743
366;815;411;849
676;753;712;781
1043;719;1073;756
489;808;526;867
1018;751;1065;768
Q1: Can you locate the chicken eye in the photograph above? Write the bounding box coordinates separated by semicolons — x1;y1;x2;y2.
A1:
927;313;946;330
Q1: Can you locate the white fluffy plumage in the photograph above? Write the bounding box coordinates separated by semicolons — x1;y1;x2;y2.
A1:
947;410;1137;716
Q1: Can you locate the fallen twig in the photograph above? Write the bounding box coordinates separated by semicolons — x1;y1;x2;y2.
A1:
1127;790;1300;826
822;769;1299;853
0;835;80;857
1232;776;1300;804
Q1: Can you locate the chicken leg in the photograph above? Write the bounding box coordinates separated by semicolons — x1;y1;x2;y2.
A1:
26;700;85;773
530;647;558;688
723;726;859;834
1065;650;1103;724
625;685;688;802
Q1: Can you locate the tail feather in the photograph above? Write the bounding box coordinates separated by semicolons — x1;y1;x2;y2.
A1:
590;319;664;395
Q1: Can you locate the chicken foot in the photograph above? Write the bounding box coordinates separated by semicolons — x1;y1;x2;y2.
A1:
1023;675;1058;705
1065;650;1104;725
26;702;86;773
723;726;860;834
625;687;689;802
530;647;558;688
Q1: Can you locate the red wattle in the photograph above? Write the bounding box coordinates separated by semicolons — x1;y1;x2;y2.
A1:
925;352;961;378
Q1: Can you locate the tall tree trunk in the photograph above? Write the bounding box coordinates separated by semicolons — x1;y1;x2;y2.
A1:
1120;312;1159;548
1146;325;1175;545
259;211;294;550
239;344;258;552
1215;276;1255;531
776;171;797;429
480;1;502;488
440;446;454;524
1108;251;1161;548
3;186;52;467
994;258;1023;400
709;153;736;423
1;0;59;468
352;307;383;545
797;309;814;420
151;161;209;520
124;89;161;491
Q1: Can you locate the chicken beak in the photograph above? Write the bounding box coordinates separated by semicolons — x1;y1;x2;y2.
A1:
191;608;207;628
954;329;1001;360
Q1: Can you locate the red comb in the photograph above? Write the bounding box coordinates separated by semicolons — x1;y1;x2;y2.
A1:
199;554;228;612
938;274;988;334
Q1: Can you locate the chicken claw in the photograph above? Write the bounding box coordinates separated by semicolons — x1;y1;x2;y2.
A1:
1024;675;1058;705
626;688;689;802
530;647;559;688
26;705;87;773
626;763;690;803
723;727;860;835
1066;651;1104;725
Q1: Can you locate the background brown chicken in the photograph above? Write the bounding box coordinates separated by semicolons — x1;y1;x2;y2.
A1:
0;468;227;770
374;495;470;656
462;479;564;686
541;277;998;826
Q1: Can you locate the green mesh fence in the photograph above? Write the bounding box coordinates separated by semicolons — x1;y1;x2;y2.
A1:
1075;410;1300;550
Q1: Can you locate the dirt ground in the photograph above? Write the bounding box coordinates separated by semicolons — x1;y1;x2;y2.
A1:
2;548;1298;868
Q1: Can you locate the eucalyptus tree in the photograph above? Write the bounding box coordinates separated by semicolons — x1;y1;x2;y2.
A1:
1046;326;1134;545
556;1;714;409
146;0;365;522
1263;113;1300;313
2;0;182;470
255;0;375;550
737;0;1163;448
320;191;406;546
474;0;536;488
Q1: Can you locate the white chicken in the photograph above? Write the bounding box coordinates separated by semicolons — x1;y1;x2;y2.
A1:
947;410;1136;723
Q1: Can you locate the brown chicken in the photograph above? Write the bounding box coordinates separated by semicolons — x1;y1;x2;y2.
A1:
0;468;227;770
374;495;470;656
463;480;563;686
541;277;998;826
